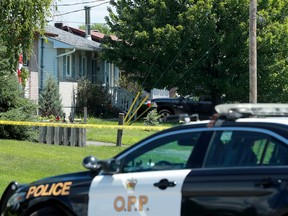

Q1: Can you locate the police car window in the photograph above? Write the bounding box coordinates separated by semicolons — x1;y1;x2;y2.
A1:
122;132;202;173
204;131;269;167
265;138;288;165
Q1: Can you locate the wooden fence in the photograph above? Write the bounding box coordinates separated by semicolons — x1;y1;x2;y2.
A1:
39;126;86;147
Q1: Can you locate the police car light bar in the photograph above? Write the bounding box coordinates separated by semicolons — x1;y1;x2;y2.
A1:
215;103;288;116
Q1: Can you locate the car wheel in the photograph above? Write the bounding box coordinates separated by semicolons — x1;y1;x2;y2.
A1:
29;207;66;216
158;109;172;122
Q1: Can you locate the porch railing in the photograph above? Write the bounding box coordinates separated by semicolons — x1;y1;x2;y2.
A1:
109;87;142;120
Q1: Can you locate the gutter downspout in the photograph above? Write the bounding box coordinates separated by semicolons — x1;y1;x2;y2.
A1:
56;48;76;58
40;38;44;90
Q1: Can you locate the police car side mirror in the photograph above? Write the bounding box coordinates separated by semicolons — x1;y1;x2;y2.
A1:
83;156;120;173
82;156;100;171
98;159;121;174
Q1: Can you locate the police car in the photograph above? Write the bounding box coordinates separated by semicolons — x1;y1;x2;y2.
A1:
3;103;288;216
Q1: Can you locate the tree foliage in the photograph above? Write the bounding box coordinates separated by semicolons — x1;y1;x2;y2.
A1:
0;37;38;141
0;0;56;140
102;0;288;103
0;0;55;73
38;75;63;117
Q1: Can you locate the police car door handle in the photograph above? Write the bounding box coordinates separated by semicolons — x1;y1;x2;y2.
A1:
255;178;282;188
154;179;176;190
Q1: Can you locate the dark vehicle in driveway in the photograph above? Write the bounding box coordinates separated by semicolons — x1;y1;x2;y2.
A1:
148;96;214;121
3;103;288;216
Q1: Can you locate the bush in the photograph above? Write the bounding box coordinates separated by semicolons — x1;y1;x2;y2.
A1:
143;109;160;126
75;78;115;118
0;75;38;141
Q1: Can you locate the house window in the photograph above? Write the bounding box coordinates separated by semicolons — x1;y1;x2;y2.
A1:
81;56;87;76
65;55;72;77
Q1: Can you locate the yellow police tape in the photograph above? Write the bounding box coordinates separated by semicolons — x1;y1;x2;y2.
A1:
0;120;170;131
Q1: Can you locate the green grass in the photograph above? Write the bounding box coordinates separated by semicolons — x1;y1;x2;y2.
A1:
0;118;176;196
0;139;125;196
86;128;157;145
86;118;173;145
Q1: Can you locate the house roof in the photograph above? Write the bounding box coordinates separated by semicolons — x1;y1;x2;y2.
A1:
61;26;118;42
44;25;101;51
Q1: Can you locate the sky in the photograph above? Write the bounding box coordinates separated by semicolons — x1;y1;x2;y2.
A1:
48;0;111;28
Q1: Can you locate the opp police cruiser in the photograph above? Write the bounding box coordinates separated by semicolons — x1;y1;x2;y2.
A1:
2;103;288;216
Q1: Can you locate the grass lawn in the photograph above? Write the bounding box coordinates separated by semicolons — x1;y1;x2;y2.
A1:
86;118;172;145
0;118;176;196
86;127;158;145
0;139;125;196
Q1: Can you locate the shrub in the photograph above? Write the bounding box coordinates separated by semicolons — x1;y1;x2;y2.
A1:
0;75;38;141
75;78;115;118
143;109;160;126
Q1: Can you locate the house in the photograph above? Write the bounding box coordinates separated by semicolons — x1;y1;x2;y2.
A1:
26;24;120;118
60;25;118;43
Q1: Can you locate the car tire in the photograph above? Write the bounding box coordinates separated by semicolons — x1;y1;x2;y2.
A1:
158;109;172;122
29;206;66;216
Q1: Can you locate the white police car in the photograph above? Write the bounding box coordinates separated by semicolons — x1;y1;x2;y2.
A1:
2;103;288;216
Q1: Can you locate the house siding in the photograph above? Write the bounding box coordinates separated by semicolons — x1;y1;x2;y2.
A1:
57;50;65;81
59;82;78;118
26;37;40;103
29;37;39;72
28;71;39;103
38;38;57;89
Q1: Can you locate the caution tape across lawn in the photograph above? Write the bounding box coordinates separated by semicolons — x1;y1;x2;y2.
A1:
0;120;171;131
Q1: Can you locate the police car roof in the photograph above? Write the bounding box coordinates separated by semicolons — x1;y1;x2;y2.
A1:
215;103;288;116
186;117;288;125
184;103;288;126
236;117;288;124
215;103;288;125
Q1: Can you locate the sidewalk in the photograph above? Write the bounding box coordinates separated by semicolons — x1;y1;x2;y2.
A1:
86;141;116;146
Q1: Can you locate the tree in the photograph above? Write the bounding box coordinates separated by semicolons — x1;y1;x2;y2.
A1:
256;1;288;102
38;75;63;117
0;0;56;140
102;0;288;104
0;37;38;141
0;0;55;73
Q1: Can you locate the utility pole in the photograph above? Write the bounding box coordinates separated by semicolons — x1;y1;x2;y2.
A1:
249;0;257;103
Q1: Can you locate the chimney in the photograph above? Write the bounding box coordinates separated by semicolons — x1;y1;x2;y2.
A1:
85;6;92;40
54;22;63;29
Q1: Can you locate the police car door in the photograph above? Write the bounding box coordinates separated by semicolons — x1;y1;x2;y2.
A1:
88;131;210;216
182;130;288;216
